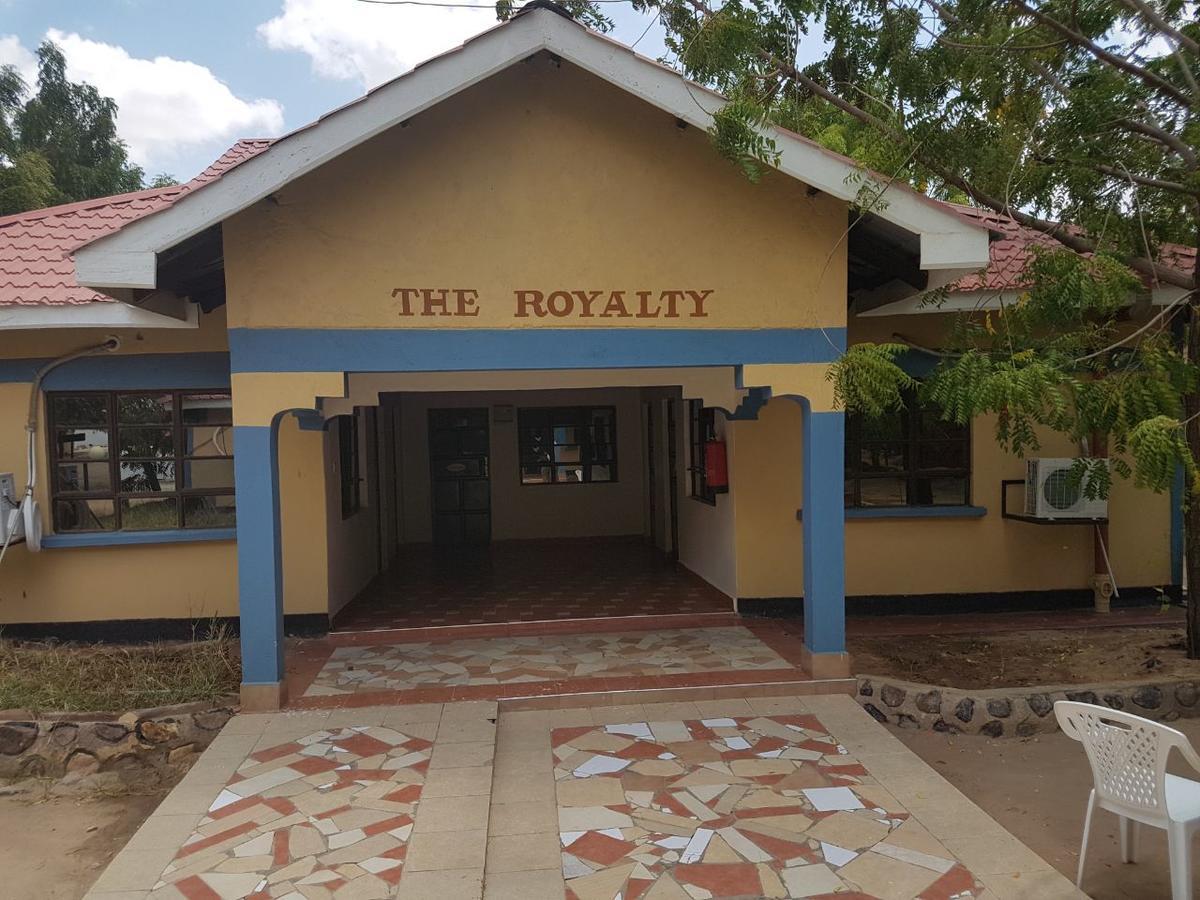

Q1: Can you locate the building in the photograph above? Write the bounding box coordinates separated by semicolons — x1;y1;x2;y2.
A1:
0;3;1183;709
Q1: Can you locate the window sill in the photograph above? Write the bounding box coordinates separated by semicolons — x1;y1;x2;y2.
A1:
41;528;237;549
795;505;987;521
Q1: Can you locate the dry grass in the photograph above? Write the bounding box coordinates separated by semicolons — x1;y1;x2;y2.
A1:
0;625;240;714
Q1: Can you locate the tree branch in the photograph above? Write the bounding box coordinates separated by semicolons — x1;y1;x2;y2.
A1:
1116;117;1198;168
1037;156;1199;195
1116;0;1199;55
1008;0;1196;110
672;0;1195;289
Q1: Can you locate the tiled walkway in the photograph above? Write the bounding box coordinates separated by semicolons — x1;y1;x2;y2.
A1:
304;628;791;697
86;695;1082;899
332;540;732;632
285;623;825;710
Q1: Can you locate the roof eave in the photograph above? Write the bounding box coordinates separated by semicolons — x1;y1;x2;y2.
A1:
0;299;199;331
75;8;989;291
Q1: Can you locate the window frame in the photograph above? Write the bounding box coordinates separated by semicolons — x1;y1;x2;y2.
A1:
844;390;972;509
688;400;719;506
517;405;619;486
47;389;235;533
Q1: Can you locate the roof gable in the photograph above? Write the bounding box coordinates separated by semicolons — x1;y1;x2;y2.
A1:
74;6;988;290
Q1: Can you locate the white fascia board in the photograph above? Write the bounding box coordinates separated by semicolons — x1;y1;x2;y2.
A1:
857;289;1023;317
74;9;989;289
0;301;199;330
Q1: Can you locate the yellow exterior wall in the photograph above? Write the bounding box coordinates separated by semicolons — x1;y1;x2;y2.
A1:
325;411;382;617
277;413;332;616
222;59;846;334
729;316;1175;601
0;380;238;624
0;308;333;624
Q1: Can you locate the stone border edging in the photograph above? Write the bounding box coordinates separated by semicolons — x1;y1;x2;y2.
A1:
0;697;237;787
856;674;1200;737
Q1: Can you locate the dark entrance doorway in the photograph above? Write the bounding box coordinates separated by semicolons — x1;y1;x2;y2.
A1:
428;407;490;545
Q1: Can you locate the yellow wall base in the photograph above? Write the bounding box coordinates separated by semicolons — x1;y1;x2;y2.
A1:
800;646;853;680
240;681;288;712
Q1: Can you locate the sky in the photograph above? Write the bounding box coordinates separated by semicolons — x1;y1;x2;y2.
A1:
0;0;685;182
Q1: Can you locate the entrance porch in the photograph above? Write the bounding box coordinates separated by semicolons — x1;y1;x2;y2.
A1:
233;362;849;709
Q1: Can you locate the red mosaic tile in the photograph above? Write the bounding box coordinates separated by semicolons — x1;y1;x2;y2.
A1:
566;831;639;866
919;863;980;899
674;862;763;896
175;875;223;900
335;733;396;757
289;755;341;775
175;820;257;858
249;742;302;764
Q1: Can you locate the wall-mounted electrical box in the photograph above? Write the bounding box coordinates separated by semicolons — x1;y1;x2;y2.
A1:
0;473;24;544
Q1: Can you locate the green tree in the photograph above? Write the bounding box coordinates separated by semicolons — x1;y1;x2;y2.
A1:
534;0;1200;648
0;41;145;215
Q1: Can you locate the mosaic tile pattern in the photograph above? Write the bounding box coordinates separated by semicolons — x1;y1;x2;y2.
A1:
551;715;985;900
333;539;731;631
148;726;429;898
305;628;791;696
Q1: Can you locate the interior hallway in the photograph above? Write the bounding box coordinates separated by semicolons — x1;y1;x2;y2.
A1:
332;538;732;632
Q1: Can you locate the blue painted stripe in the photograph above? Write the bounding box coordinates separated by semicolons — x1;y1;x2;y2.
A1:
847;505;986;520
801;406;846;655
1171;464;1185;587
797;505;987;521
42;528;237;549
228;328;846;373
234;424;285;685
0;352;230;388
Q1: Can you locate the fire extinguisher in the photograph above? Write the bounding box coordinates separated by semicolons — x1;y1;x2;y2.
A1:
704;439;729;490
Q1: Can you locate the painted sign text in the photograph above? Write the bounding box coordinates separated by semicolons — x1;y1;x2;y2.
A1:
391;288;713;320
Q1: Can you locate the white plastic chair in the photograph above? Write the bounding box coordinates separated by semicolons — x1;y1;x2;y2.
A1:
1056;700;1200;898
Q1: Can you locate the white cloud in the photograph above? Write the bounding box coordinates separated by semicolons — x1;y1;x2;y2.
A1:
0;30;285;173
0;34;37;86
258;0;495;89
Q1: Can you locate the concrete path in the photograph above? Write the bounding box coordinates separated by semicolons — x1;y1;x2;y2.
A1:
84;694;1082;899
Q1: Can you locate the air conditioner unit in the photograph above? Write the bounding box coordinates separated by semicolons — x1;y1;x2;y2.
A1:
1024;458;1108;520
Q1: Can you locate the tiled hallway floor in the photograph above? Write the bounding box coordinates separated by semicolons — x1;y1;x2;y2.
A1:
86;695;1082;900
303;628;792;697
332;539;732;632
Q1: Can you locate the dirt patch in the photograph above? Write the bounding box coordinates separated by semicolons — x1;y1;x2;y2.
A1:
851;625;1200;689
0;786;166;899
894;721;1200;899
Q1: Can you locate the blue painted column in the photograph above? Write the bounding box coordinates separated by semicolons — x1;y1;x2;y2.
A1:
233;422;286;705
801;403;847;663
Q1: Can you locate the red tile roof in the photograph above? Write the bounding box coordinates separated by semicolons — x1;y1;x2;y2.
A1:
948;202;1195;293
0;139;272;307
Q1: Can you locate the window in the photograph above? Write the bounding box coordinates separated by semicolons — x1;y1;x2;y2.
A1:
339;410;361;518
688;400;719;505
518;406;617;484
49;391;234;532
845;391;971;508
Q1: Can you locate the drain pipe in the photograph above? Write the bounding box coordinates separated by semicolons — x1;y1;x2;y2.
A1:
0;336;122;566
